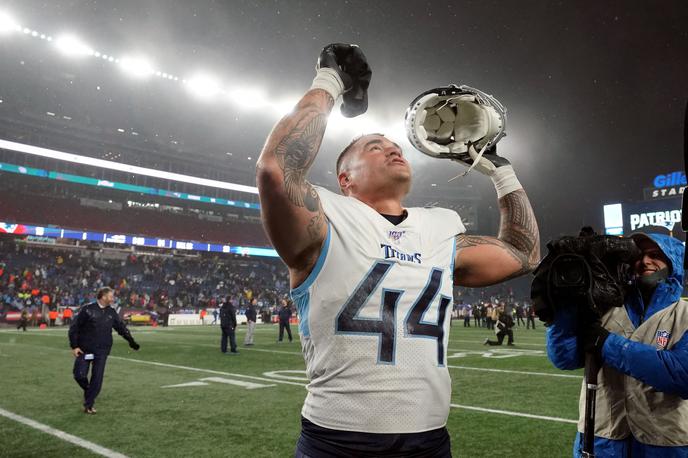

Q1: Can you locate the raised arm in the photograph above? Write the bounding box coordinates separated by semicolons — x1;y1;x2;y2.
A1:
256;44;370;286
256;90;332;283
455;163;540;287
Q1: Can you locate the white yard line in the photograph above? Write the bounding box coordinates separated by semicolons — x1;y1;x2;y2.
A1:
0;407;130;457
450;404;577;424
449;339;545;347
448;365;581;379
108;356;306;387
446;348;547;357
199;377;276;389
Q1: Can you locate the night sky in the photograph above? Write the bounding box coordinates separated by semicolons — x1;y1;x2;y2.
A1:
1;0;687;243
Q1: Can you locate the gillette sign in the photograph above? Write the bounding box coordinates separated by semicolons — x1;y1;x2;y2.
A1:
654;172;686;188
645;171;687;200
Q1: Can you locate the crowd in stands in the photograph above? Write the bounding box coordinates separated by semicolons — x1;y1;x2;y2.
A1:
0;238;290;324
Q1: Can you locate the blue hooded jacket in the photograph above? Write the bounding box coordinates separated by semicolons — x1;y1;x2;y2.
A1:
545;234;688;457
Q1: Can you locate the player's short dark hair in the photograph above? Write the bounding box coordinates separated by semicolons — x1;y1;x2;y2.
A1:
97;287;114;299
336;133;385;174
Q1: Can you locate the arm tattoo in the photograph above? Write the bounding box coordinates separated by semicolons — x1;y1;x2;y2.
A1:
269;91;333;242
497;190;539;268
274;110;327;211
456;189;540;278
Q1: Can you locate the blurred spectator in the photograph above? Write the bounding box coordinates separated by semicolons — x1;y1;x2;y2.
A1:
278;299;293;343
219;297;238;354
515;303;525;327
462;303;472;327
526;303;536;330
17;308;28;331
63;307;73;325
48;308;58;327
244;298;257;346
484;307;515;346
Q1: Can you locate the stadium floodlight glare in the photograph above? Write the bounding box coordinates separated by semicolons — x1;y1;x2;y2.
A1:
54;34;94;57
228;87;269;109
119;55;155;79
185;73;221;100
0;11;20;34
272;97;299;117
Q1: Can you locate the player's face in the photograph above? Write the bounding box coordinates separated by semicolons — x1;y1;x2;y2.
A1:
102;291;115;306
343;134;411;197
634;240;669;277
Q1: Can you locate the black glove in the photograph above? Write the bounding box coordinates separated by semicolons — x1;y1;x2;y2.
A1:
129;340;140;351
580;320;609;361
317;43;371;117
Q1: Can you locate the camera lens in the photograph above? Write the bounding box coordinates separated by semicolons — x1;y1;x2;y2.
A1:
552;256;587;287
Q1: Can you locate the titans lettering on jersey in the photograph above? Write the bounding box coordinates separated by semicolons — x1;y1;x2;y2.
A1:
380;243;422;264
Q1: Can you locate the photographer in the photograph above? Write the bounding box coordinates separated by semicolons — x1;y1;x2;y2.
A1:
545;233;688;457
484;306;515;346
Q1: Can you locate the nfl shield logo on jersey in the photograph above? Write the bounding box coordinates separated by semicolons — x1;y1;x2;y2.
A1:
655;330;670;349
387;229;406;245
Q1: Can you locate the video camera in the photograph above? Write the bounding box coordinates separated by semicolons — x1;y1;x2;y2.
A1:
530;235;640;324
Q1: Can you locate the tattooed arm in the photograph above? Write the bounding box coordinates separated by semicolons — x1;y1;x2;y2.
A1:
256;89;332;287
454;189;540;287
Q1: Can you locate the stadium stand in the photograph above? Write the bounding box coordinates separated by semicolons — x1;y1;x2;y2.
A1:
0;237;289;323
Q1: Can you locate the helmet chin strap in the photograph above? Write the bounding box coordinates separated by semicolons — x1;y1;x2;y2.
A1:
447;142;490;182
636;267;670;295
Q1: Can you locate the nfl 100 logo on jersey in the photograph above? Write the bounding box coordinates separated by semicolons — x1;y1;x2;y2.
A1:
387;229;406;245
655;330;671;349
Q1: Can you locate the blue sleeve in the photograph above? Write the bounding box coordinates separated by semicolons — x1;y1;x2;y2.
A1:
602;331;688;399
545;307;584;370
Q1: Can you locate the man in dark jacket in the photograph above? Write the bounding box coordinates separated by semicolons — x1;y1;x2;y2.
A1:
17;309;28;332
220;297;238;354
484;307;515;346
244;298;258;346
278;299;293;343
68;287;139;414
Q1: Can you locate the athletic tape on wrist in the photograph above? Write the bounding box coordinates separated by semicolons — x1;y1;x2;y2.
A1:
490;165;523;199
310;68;345;101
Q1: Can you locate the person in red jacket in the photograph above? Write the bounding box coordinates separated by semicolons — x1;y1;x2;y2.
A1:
63;307;73;326
48;309;58;327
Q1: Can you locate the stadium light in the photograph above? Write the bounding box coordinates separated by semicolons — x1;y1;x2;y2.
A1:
0;138;260;195
0;11;21;35
185;73;221;100
272;97;298;117
119;55;155;79
228;87;269;109
54;34;94;57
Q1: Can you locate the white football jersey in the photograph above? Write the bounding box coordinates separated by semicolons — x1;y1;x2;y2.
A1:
291;186;465;434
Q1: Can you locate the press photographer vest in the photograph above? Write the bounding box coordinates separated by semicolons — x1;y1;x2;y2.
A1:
577;299;688;446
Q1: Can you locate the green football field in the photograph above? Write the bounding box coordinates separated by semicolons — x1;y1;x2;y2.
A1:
0;322;582;457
